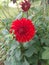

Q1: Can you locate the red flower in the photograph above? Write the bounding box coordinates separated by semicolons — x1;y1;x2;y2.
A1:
20;0;31;12
10;18;36;43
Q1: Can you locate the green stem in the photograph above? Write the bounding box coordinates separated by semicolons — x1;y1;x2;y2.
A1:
26;11;28;18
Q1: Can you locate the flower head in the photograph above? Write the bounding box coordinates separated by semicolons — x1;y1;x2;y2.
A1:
10;18;36;43
20;0;31;12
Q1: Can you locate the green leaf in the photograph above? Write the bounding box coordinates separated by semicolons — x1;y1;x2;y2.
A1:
4;56;17;65
23;58;29;65
4;57;11;65
11;56;17;65
24;46;36;57
16;12;22;19
42;47;49;59
2;29;8;35
23;40;35;49
28;15;33;19
15;48;21;61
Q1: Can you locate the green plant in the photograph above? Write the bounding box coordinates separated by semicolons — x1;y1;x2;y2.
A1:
0;0;49;65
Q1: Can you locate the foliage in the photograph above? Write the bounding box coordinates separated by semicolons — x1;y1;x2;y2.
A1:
0;0;49;65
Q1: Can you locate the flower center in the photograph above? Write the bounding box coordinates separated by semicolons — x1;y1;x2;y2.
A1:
18;26;27;35
25;5;27;8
